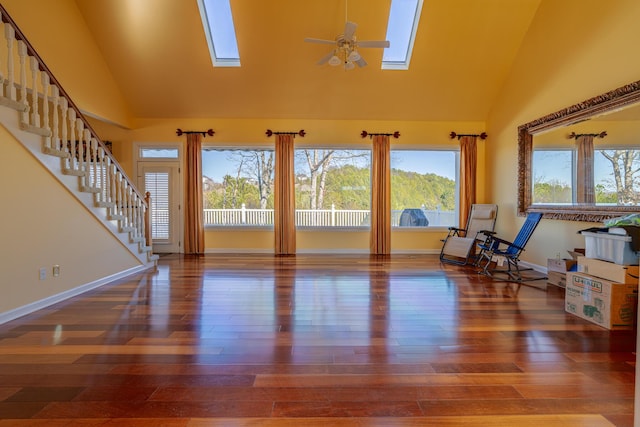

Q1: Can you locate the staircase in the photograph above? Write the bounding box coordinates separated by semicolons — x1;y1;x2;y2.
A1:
0;6;158;269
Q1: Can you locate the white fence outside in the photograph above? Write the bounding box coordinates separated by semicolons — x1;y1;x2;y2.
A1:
203;204;455;227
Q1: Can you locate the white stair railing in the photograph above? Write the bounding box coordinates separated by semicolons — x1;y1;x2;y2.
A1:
0;6;155;263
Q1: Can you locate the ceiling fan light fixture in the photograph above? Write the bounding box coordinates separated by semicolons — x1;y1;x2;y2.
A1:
305;19;389;70
328;55;342;66
347;50;361;62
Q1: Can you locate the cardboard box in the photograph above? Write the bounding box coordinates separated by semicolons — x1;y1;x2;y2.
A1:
565;272;638;330
547;258;577;273
577;256;640;284
547;271;567;288
547;251;580;288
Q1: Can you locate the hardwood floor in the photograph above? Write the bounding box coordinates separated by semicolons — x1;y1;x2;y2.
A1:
0;254;635;426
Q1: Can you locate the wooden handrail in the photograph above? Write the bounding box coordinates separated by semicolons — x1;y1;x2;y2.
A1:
0;4;147;204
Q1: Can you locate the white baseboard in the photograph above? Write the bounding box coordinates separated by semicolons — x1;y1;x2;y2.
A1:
204;248;274;254
0;265;152;325
204;248;440;255
519;261;547;274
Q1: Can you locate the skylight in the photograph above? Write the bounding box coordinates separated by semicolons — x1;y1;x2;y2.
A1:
197;0;241;67
382;0;423;70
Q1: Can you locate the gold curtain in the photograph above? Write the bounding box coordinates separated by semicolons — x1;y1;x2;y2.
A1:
274;134;296;255
184;133;204;254
370;135;391;255
576;135;595;204
459;135;478;227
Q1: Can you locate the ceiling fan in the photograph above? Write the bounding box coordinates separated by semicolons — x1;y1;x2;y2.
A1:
304;21;390;70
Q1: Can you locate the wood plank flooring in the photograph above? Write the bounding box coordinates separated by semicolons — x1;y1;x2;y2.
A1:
0;254;635;426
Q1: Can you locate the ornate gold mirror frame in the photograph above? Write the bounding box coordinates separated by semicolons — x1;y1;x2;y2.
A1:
518;80;640;222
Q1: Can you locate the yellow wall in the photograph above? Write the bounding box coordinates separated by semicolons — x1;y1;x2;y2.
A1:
2;0;133;128
487;0;640;266
0;124;141;314
12;0;640;260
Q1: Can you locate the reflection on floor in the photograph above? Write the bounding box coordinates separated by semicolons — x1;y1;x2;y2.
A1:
0;254;634;426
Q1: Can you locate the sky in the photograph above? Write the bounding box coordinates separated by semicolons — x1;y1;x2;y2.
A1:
533;149;631;187
202;149;456;182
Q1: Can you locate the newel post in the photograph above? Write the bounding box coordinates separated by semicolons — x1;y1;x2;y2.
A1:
144;191;152;247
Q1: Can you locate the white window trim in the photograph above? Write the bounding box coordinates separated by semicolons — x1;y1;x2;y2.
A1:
202;146;275;229
390;148;460;229
197;0;241;67
134;142;182;162
382;0;424;71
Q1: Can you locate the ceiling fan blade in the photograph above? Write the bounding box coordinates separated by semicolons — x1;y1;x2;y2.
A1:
317;50;336;65
344;21;357;41
357;40;390;48
355;57;368;67
304;37;336;45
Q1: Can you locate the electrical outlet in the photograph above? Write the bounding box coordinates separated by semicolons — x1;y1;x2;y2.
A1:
39;268;46;280
53;265;60;277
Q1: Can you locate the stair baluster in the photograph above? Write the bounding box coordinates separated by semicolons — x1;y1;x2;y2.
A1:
0;5;157;265
41;73;50;147
17;40;27;123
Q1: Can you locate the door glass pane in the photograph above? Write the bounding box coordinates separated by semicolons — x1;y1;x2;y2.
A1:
145;172;170;239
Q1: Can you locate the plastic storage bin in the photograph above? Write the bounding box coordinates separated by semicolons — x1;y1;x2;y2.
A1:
581;231;640;265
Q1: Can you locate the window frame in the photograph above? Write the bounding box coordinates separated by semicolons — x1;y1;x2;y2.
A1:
390;147;460;230
531;147;576;205
197;0;241;67
382;0;424;70
593;145;640;205
201;145;275;229
293;146;372;230
134;142;182;162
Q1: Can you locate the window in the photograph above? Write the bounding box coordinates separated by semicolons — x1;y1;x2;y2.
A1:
139;147;179;159
390;150;458;227
202;148;274;226
382;0;423;70
294;148;371;227
532;146;640;205
595;148;640;205
197;0;241;67
532;149;574;204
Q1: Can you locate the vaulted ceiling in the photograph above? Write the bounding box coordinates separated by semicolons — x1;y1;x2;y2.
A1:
73;0;541;121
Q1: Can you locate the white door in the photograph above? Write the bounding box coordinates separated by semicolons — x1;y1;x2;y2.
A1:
137;163;181;253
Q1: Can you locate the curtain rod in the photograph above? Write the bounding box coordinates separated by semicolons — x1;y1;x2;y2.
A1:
176;128;215;137
568;131;607;139
449;131;488;140
360;131;400;139
265;129;306;137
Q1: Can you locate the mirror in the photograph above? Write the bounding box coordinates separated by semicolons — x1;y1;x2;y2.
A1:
518;80;640;222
